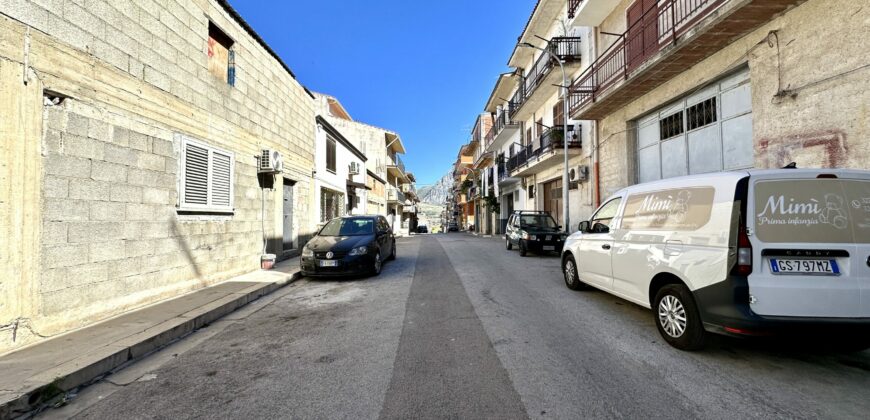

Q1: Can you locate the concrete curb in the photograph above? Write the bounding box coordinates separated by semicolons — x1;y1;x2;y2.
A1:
0;271;301;420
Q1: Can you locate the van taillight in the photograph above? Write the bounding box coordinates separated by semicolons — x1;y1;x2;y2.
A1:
736;225;752;276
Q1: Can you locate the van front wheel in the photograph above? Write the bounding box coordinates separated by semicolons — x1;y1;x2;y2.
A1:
653;284;706;351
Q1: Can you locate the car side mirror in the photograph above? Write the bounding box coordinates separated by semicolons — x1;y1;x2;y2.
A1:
557;225;562;231
578;221;590;233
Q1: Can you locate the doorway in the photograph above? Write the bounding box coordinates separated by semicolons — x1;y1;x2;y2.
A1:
543;178;563;224
283;179;295;251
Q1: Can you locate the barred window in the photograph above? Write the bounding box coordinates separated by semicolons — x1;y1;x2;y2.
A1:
659;111;684;140
179;137;234;212
687;97;717;130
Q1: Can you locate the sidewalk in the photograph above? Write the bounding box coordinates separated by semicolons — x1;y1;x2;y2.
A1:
0;258;302;419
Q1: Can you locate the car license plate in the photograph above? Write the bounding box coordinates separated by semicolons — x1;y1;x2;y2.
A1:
543;245;555;251
770;259;839;275
319;260;338;267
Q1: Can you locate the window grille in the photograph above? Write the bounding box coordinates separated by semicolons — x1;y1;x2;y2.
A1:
659;111;684;140
686;97;717;130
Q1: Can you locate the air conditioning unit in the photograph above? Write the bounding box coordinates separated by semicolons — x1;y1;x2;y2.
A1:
349;162;360;175
569;165;589;182
258;149;283;174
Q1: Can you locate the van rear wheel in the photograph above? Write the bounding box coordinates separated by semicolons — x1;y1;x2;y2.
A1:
653;284;707;351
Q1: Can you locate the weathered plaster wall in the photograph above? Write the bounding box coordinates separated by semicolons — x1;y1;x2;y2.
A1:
0;0;316;354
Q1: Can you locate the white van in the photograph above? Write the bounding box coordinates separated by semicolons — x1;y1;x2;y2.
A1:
561;169;870;350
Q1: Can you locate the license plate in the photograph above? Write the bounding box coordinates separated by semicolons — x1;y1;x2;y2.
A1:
543;245;555;251
770;259;839;275
319;260;338;267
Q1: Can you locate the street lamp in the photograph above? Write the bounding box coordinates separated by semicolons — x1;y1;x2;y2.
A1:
518;41;571;233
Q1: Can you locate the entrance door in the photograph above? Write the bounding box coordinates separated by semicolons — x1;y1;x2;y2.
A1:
283;181;294;251
543;178;563;225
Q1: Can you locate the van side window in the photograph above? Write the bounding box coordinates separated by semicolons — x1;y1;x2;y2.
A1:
590;198;622;233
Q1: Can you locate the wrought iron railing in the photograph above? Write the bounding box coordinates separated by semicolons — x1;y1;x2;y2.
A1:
387;186;405;202
510;37;583;118
569;0;725;114
390;154;406;174
568;0;583;19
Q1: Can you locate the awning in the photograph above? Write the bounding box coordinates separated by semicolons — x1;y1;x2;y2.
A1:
347;180;370;190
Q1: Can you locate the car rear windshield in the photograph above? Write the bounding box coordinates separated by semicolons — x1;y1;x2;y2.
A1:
753;178;870;243
319;218;374;236
520;215;558;229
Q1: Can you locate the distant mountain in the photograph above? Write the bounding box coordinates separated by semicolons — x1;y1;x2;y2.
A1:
417;172;453;205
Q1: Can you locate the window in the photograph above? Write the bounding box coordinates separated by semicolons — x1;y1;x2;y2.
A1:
659;111;684;140
686;97;717;130
326;135;337;173
528;185;535;199
179;137;234;212
590;198;622;233
320;188;344;222
208;22;235;86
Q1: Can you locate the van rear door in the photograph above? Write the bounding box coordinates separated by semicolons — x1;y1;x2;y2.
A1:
747;170;870;318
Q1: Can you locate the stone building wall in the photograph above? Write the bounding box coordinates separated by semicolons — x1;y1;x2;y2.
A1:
0;0;316;354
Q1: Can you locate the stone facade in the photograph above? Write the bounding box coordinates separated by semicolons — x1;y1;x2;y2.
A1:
583;0;869;200
0;0;316;354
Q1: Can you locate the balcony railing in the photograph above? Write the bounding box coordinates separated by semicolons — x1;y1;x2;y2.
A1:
569;0;724;115
568;0;583;19
389;155;406;174
510;37;583;118
506;127;582;175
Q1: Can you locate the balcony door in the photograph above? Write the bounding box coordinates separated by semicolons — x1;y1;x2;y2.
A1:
626;0;659;73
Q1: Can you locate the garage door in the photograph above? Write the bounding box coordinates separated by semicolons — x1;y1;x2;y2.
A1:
636;68;753;183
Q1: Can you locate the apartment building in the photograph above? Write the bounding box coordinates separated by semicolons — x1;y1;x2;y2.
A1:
453;145;475;230
0;1;316;353
567;0;869;204
484;0;598;233
313;116;368;224
314;93;416;234
469;113;495;234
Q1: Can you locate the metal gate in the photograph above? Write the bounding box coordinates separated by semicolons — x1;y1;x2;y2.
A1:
636;68;753;183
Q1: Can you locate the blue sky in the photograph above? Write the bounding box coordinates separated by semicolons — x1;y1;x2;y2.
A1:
230;0;533;186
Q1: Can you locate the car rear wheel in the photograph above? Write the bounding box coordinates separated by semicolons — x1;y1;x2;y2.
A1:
505;238;512;250
562;255;589;291
653;284;706;351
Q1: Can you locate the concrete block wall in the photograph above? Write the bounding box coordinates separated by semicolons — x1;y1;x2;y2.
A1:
0;0;317;354
593;0;869;200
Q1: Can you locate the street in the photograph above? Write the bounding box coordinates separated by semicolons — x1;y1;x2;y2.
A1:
46;234;870;420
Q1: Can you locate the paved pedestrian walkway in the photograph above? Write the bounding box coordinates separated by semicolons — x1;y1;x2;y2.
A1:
0;258;301;419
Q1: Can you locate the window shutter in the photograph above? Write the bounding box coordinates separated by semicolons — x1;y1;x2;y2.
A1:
211;151;232;207
184;143;209;205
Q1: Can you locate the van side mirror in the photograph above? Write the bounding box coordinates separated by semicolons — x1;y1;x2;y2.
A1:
578;221;590;233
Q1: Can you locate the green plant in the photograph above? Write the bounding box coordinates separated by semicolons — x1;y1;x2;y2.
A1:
483;195;499;212
460;179;473;194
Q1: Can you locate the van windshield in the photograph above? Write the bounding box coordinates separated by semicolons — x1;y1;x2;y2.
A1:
753;178;870;243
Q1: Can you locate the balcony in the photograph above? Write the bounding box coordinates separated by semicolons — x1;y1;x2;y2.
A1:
508;126;582;178
387;186;406;203
387;154;406;178
485;106;522;153
510;37;583;122
569;0;803;120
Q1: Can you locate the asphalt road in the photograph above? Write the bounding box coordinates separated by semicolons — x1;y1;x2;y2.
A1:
44;234;870;419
